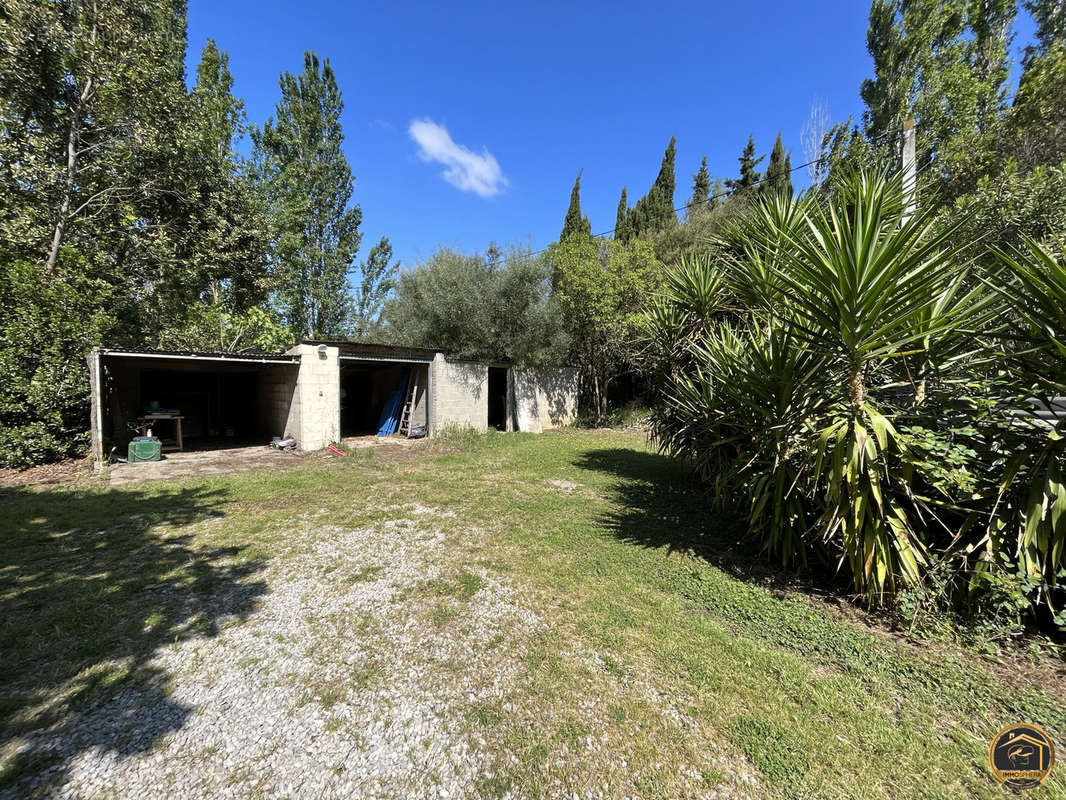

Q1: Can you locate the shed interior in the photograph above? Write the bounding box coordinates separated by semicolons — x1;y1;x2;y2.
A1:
340;360;428;436
99;354;299;455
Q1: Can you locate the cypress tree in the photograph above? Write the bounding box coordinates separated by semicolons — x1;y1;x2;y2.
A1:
561;171;592;240
709;177;725;211
615;187;632;243
652;135;678;226
725;135;764;195
762;133;793;197
628;135;678;236
687;155;711;216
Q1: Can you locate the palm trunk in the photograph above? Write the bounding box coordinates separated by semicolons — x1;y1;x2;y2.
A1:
848;360;865;417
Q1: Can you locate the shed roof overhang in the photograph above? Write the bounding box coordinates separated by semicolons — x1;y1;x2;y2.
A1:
95;347;300;365
303;340;437;363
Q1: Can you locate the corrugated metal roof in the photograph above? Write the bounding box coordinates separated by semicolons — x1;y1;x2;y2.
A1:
302;340;439;361
97;346;299;363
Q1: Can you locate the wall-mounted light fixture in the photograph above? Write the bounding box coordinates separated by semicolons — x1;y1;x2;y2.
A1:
317;344;328;359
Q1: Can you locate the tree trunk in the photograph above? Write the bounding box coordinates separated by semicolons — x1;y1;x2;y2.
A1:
44;90;86;275
591;370;602;426
44;2;97;275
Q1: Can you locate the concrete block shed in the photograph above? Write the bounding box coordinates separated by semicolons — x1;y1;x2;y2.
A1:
87;341;579;465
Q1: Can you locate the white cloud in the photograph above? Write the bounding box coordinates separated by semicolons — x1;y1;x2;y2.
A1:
408;119;507;198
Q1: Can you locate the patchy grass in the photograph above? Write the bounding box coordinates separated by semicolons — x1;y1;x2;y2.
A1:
348;565;383;583
429;604;460;628
2;429;1064;798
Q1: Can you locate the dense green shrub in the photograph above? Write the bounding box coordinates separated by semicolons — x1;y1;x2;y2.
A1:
382;245;567;367
0;260;113;468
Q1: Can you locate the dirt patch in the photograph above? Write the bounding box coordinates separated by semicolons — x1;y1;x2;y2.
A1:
0;457;96;490
104;438;445;486
546;479;580;493
341;435;445;465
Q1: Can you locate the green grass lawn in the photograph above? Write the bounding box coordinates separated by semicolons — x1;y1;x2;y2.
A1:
2;429;1064;798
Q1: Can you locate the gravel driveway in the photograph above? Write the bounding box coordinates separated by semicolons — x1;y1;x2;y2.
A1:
4;506;539;799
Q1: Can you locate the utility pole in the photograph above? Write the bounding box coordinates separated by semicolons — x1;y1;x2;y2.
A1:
900;118;916;225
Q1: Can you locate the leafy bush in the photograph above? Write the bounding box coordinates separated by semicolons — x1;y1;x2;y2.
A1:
550;237;663;424
0;260;113;468
382;245;566;367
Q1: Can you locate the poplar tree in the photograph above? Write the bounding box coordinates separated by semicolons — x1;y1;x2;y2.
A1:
1024;0;1066;55
254;52;362;338
180;40;270;312
352;236;398;340
762;133;793;197
860;0;1014;188
561;171;592;240
1012;0;1066;168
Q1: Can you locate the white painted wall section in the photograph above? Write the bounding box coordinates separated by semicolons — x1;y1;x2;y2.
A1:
287;343;341;450
512;367;579;431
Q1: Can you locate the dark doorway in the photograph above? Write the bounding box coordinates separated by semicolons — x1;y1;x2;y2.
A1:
488;367;508;431
98;355;299;456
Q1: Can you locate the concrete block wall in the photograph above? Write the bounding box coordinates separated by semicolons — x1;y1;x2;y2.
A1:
287;344;340;450
431;355;488;433
512;367;579;432
536;366;579;429
257;364;300;439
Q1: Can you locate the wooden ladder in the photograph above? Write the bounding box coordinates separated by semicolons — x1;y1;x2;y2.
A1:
398;370;418;437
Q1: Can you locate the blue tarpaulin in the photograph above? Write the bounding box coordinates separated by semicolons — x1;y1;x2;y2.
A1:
376;367;410;436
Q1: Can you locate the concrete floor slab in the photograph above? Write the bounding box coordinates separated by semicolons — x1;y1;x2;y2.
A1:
108;445;307;486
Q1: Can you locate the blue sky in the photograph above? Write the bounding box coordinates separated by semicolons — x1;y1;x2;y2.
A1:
186;1;1037;270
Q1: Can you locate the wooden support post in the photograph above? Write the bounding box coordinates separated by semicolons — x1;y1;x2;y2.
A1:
900;118;917;225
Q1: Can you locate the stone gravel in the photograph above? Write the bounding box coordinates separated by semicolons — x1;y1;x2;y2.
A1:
4;503;758;800
5;507;536;799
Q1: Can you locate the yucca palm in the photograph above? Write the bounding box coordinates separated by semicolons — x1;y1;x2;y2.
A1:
647;172;979;602
990;237;1066;611
767;172;973;600
705;317;827;565
719;190;812;313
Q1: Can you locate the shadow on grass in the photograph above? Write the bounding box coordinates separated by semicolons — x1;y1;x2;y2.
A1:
571;448;1066;735
571;447;794;585
0;484;267;796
